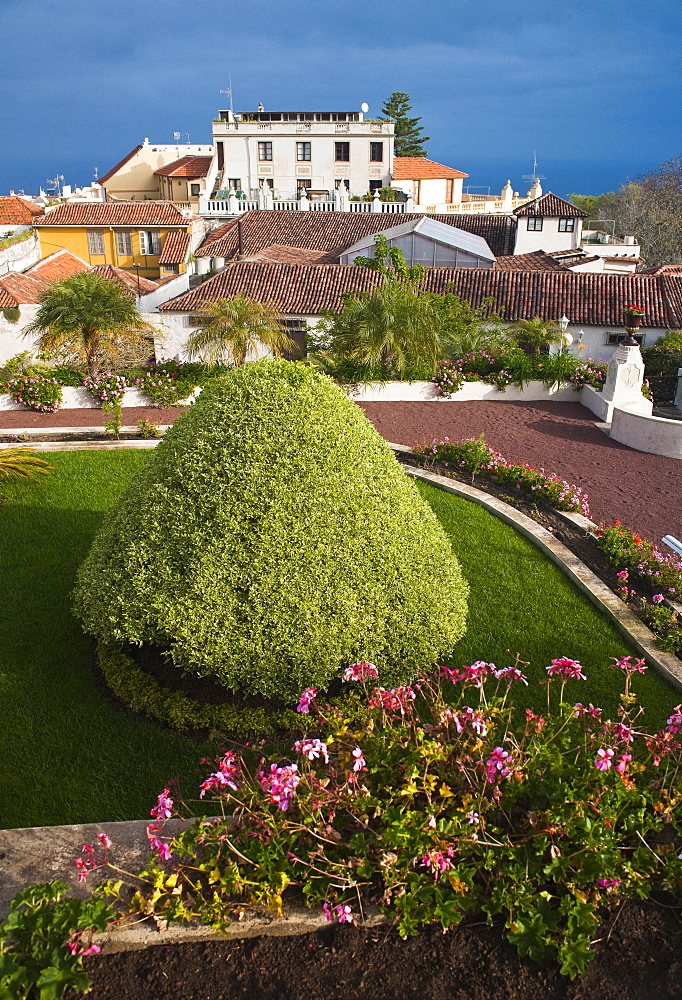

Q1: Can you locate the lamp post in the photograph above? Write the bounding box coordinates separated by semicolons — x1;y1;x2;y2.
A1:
558;314;572;352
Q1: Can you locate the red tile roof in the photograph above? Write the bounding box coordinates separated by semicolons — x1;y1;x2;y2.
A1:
514;193;588;218
0;256;157;306
392;158;468;180
158;230;190;265
244;244;329;264
34;202;192;227
495;250;568;271
639;264;682;275
155;156;213;178
98;145;144;185
27;249;90;282
0;196;44;226
0;272;46;306
160;262;682;329
197;210;517;260
90;265;159;294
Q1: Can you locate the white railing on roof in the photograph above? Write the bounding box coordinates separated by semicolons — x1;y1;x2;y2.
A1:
201;198;408;217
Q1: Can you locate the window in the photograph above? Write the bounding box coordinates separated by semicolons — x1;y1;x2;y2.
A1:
87;230;105;255
258;141;273;161
526;217;543;231
163;263;180;274
370;142;383;162
227;178;241;192
558;218;575;232
335;141;350;162
138;230;161;256
369;180;383;194
190;183;200;197
297;179;312;195
296;141;311;161
607;332;645;346
115;230;132;256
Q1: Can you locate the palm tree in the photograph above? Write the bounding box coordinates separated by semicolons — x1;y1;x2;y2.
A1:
508;317;563;356
323;281;443;377
0;449;52;481
25;273;152;377
186;296;297;367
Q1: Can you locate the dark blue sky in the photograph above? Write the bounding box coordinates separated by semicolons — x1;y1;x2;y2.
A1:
2;0;680;199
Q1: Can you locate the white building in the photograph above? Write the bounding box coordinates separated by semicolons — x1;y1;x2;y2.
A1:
211;108;394;201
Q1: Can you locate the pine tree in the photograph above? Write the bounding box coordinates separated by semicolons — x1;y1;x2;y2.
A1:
378;92;430;157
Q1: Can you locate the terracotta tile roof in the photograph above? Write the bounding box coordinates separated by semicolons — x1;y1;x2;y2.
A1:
90;265;158;294
98;145;144;185
495;250;569;271
197;210;517;260
392;158;468;180
0;196;44;226
158;230;190;264
639;263;682;274
0;272;46;306
27;249;90;282
155;156;213;178
514;193;588;219
160;262;682;328
34;202;192;227
244;244;329;264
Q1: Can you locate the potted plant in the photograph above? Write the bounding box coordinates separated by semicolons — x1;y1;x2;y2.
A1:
622;304;644;333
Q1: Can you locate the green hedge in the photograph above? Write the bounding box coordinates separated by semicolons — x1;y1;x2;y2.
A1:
98;643;301;737
74;360;468;700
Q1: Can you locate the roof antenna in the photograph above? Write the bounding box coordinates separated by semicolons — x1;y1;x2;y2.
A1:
220;73;234;112
522;151;546;186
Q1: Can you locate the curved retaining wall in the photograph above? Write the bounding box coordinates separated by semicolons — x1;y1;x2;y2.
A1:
610;406;682;459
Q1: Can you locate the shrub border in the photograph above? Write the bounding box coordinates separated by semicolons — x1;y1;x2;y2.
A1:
97;643;302;739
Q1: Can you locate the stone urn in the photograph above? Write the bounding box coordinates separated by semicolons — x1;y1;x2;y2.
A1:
623;307;643;335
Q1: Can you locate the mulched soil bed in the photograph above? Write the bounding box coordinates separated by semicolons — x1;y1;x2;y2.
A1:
0;405;189;430
70;898;682;999
358;400;682;544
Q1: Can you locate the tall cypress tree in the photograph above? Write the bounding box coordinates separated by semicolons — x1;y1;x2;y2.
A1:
379;92;430;157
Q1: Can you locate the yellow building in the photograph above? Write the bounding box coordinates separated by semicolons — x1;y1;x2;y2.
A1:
33;202;199;279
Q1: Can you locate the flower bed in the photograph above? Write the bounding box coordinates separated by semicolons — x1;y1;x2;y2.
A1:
433;351;606;399
412;435;591;516
597;521;682;654
5;375;63;413
18;653;680;998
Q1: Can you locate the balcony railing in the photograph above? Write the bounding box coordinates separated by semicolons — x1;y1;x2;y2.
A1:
202;198;408;217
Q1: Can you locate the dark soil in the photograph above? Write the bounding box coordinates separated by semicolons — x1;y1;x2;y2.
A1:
358;400;682;545
0;404;189;431
71;898;682;999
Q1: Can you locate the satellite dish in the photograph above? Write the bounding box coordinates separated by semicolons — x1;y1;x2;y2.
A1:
360;102;369;113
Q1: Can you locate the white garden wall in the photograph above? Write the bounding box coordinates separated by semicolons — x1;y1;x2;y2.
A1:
609;407;682;460
347;380;581;403
0;386;198;411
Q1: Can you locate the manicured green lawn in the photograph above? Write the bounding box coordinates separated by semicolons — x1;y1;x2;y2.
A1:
0;452;677;829
418;481;677;725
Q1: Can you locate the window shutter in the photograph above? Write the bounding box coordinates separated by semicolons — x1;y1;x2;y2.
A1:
138;231;147;255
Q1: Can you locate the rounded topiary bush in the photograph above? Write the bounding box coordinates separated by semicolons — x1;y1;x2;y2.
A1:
73;359;468;700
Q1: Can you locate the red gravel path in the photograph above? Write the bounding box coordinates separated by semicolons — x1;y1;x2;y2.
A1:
0;406;189;428
1;400;679;546
358;400;682;545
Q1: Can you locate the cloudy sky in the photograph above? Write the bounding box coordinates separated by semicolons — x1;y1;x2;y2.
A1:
2;0;680;199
